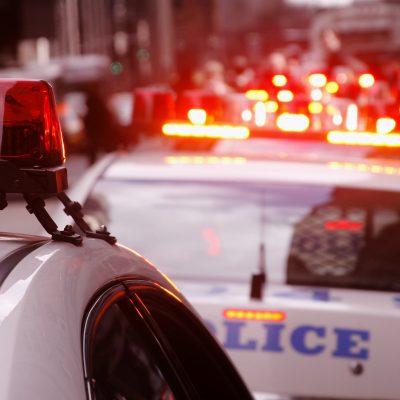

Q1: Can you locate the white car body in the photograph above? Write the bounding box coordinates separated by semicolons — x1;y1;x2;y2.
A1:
60;139;400;399
0;231;253;400
0;77;253;400
0;234;175;399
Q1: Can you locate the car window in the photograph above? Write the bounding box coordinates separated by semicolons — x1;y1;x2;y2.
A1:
84;179;400;291
124;281;253;400
83;282;252;400
82;286;181;400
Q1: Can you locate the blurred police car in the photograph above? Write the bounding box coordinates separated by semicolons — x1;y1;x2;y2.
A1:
0;80;253;400
58;134;400;400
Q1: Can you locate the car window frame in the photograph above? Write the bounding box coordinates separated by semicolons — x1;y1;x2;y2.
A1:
123;279;253;400
81;281;196;400
82;279;253;400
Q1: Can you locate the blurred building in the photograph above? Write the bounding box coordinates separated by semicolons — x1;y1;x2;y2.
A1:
0;0;175;89
0;0;370;90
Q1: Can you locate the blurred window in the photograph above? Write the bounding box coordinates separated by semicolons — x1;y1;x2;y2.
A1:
84;283;251;399
84;180;400;291
85;289;178;400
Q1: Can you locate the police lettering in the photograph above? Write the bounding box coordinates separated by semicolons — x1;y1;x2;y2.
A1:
219;321;369;360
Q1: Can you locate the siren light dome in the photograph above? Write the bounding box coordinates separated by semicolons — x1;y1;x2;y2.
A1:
0;79;65;167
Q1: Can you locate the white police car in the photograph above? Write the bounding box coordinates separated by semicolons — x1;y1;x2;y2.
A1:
56;134;400;400
0;79;253;400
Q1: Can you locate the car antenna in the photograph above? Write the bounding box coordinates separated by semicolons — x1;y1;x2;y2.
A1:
250;193;267;300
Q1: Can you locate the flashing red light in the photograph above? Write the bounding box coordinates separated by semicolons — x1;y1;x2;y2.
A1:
358;73;375;89
327;130;400;147
308;73;327;88
272;74;287;87
276;113;310;132
277;89;294;102
223;308;286;322
325;220;364;232
0;80;65;167
162;123;249;139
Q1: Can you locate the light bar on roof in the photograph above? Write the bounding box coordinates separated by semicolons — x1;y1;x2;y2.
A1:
376;117;396;134
187;108;207;125
162;123;250;140
276;113;310;132
327;131;400;147
245;89;268;102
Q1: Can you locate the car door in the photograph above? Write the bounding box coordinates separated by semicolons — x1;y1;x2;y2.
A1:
82;280;252;400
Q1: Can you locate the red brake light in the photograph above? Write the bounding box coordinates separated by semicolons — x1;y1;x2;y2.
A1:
325;220;363;231
0;79;65;167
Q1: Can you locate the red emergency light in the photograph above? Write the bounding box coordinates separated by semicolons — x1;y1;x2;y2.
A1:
0;79;118;246
0;79;67;195
0;79;65;167
324;220;364;232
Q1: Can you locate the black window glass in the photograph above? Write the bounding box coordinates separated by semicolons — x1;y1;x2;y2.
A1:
84;284;252;400
88;296;176;400
129;283;253;400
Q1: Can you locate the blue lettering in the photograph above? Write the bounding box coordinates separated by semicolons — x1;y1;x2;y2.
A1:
312;289;330;302
224;321;257;350
333;328;369;360
291;325;326;355
261;323;285;352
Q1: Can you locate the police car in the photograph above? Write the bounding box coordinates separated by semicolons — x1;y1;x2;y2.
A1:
0;79;253;400
54;132;400;400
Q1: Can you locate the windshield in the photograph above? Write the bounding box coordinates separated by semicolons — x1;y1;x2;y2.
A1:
85;178;400;292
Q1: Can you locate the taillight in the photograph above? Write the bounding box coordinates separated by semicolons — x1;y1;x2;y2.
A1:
0;79;65;167
325;220;363;231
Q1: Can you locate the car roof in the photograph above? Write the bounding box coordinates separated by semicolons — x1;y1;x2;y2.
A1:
0;236;188;398
58;138;400;231
100;147;400;193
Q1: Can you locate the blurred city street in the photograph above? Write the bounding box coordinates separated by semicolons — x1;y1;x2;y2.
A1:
2;1;400;398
